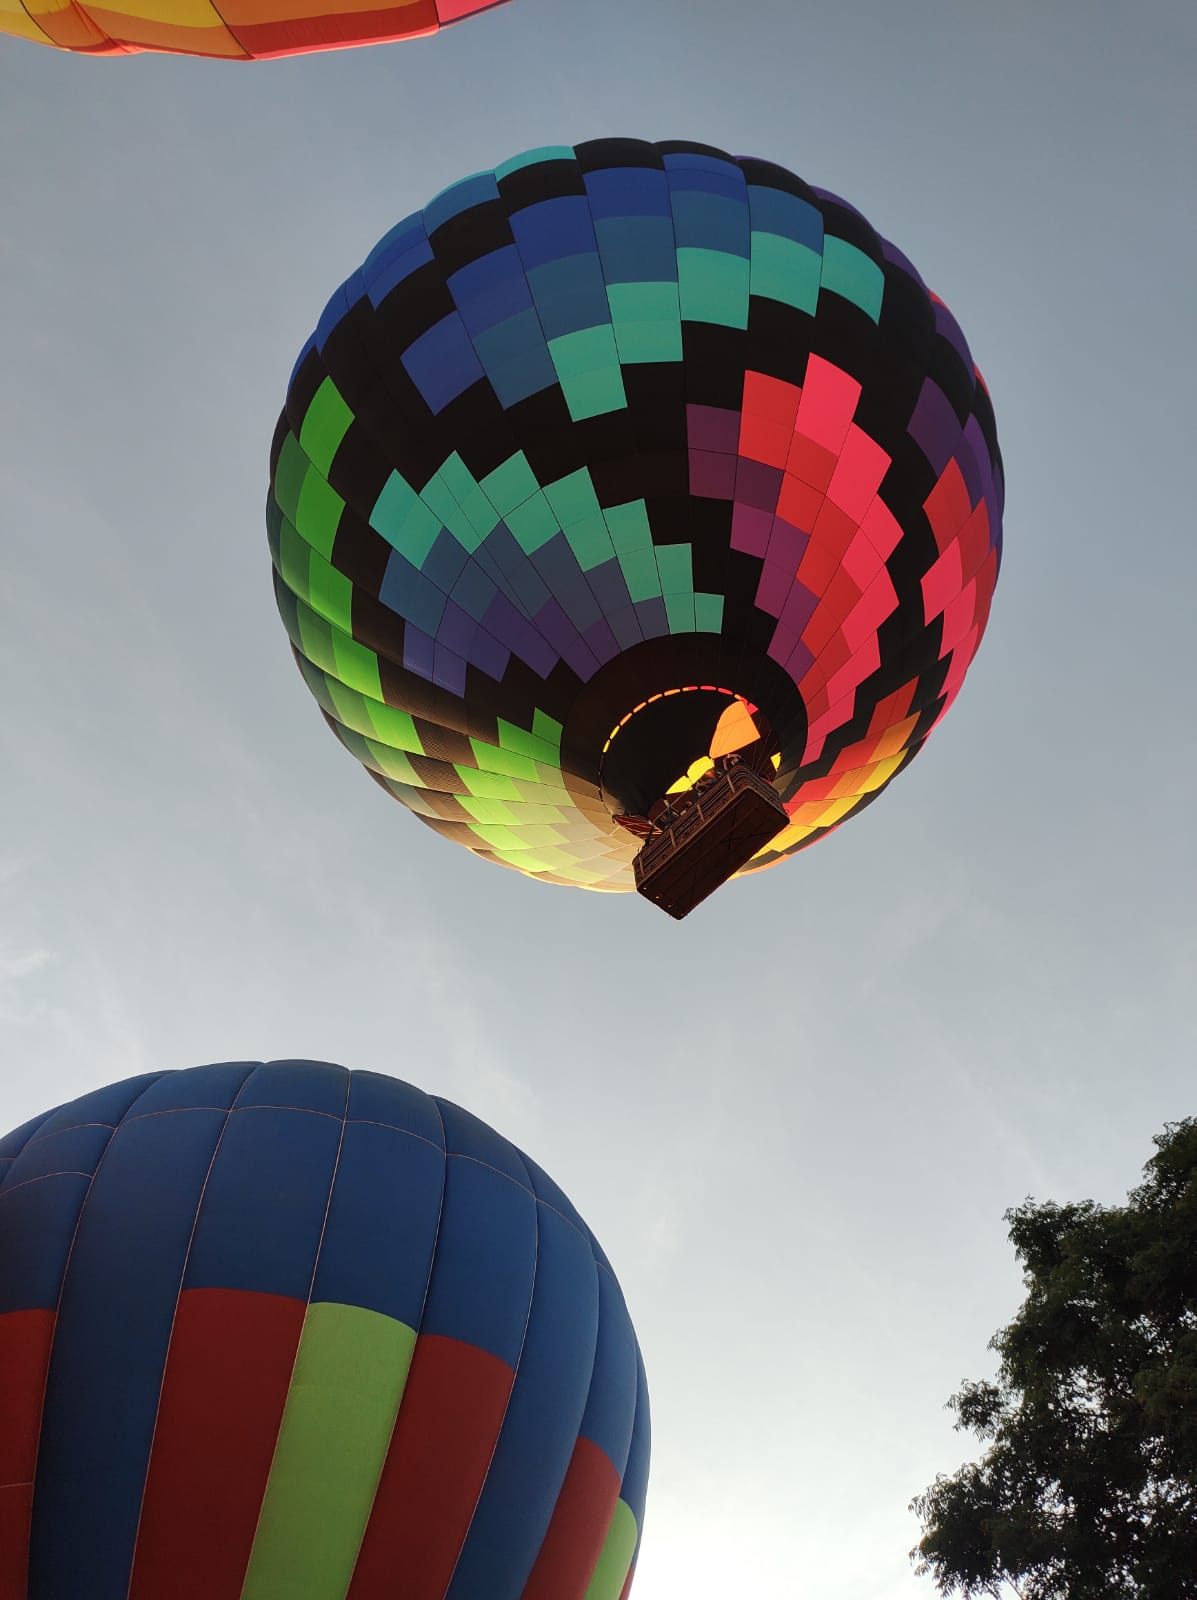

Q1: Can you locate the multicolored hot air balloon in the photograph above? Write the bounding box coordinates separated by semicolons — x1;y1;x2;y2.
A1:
0;0;504;60
0;1060;648;1600
270;139;1003;917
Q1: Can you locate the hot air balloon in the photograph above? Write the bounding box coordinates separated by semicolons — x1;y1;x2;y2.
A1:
0;1060;648;1600
0;0;504;60
270;139;1003;917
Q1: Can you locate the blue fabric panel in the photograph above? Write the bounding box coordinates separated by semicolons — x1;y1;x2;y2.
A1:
3;1122;113;1189
32;1075;160;1141
382;549;449;634
467;535;529;612
594;216;679;285
446;1203;600;1600
183;1105;342;1299
28;1107;227;1600
424;171;501;235
401;314;485;415
584;167;672;220
527;255;611;341
127;1061;256;1115
237;1059;348;1117
0;1107;57;1161
435;1097;529;1187
619;1347;652;1530
479;526;552;615
748;184;824;252
511;196;596;270
584;556;634;618
418;1153;536;1364
423;526;472;589
347;1069;446;1146
448;246;534;338
531;537;602;632
366;235;436;309
315;283;354;354
605;602;646;653
311;1119;444;1326
451;561;499;622
670;189;750;255
521;1155;587;1238
662;150;743;180
0;1172;92;1313
473;311;557;408
363;210;425;275
577;1268;638;1474
288;333;318;392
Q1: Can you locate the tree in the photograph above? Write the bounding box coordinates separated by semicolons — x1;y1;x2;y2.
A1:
911;1118;1197;1599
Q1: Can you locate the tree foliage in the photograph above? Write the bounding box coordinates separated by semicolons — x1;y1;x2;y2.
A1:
911;1118;1197;1599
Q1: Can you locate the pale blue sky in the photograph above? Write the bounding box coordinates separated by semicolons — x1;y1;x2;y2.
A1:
2;3;1195;1595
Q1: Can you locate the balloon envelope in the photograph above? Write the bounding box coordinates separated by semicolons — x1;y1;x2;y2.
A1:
0;1060;648;1600
270;139;1003;900
0;0;505;60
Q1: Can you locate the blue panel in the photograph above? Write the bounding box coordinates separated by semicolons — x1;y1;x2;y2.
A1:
237;1059;348;1117
3;1122;114;1188
0;1107;57;1161
183;1105;342;1300
451;561;499;622
311;1120;444;1327
401;314;485;415
381;548;449;635
531;536;602;632
527;254;611;341
473;311;557;408
435;1098;529;1186
663;150;743;180
32;1074;161;1142
448;246;534;338
584;167;671;220
363;209;425;275
127;1061;257;1115
619;1348;652;1530
347;1071;445;1147
521;1155;587;1238
315;282;354;354
0;1173;92;1312
577;1268;638;1474
594;216;678;285
583;557;634;619
478;526;552;615
28;1107;227;1600
447;1203;600;1600
366;235;436;309
424;170;501;235
423;526;472;591
511;196;596;270
670;190;750;255
748;184;823;252
418;1153;536;1364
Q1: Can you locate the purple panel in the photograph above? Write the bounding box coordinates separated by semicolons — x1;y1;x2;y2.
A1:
432;643;467;695
403;625;435;680
582;618;620;667
560;636;601;682
734;457;784;514
767;620;801;666
933;298;973;377
784;640;815;681
730;500;771;557
482;593;558;677
777;580;818;636
690;449;738;499
604;604;645;652
880;237;926;289
686;403;741;453
908;378;962;477
633;597;669;639
467;629;510;683
585;558;633;617
532;597;582;658
437;600;477;657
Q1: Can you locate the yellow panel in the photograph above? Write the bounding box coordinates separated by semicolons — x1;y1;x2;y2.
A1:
709;699;758;758
0;0;55;42
811;796;857;828
856;751;903;794
86;0;226;26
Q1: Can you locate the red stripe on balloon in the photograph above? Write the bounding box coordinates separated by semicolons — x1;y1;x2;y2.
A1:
618;1564;636;1600
228;0;440;58
128;1287;306;1600
0;1309;55;1600
347;1332;515;1600
519;1435;621;1600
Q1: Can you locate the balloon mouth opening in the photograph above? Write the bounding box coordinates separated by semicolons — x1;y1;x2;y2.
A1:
598;687;780;835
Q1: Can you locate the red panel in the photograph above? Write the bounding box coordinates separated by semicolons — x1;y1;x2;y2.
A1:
786;433;838;492
775;473;824;534
618;1563;636;1600
230;0;439;57
737;410;792;469
0;1309;55;1600
347;1333;515;1600
741;369;801;429
128;1287;307;1600
519;1437;621;1600
923;458;972;552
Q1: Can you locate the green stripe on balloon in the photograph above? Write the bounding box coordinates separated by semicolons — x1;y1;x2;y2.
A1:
583;1498;639;1600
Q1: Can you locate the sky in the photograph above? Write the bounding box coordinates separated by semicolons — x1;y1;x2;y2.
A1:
1;1;1195;1594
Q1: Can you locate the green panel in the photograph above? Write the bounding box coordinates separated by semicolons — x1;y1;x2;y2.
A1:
694;592;725;632
506;492;560;555
604;500;653;555
307;550;353;635
364;699;424;755
608;280;683;364
821;237;884;323
295;471;345;563
457;794;520;826
468;738;538;782
676;247;750;328
494;145;575;179
456;765;523;801
544;467;600;529
531;708;563;747
370;472;442;568
548;326;627;421
618;547;662;603
272;432;308;528
665;592;697;631
565;512;617;572
241;1302;416;1600
295;603;336;679
421;455;483;552
481;451;541;516
655;544;693;595
496;716;560;766
325;679;381;741
363;741;421;786
299;378;354;477
330;631;382;701
276;518;311;605
749;232;821;314
583;1499;639;1600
